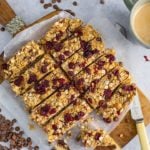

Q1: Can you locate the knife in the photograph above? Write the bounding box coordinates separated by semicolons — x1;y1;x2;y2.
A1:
131;92;150;150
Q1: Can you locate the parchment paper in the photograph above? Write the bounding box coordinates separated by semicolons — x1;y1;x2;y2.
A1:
0;11;138;149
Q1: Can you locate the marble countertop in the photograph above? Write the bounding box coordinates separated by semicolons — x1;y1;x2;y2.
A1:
0;0;150;149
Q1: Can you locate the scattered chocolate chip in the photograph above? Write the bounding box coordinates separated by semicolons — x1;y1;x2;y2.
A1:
52;0;57;3
40;0;44;4
1;27;5;31
15;126;20;131
53;4;61;10
73;1;78;6
57;0;61;3
100;0;105;4
44;3;52;9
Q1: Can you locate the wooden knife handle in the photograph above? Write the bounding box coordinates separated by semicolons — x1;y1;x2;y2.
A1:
0;0;16;25
136;121;150;150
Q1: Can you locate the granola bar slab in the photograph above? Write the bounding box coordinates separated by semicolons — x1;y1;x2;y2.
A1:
10;54;56;95
80;127;120;149
30;84;79;126
44;99;92;142
84;65;131;109
4;41;44;80
97;82;136;123
74;49;117;93
22;68;69;110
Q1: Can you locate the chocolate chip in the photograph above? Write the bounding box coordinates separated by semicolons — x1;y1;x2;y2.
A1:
40;105;51;116
57;0;61;3
15;126;20;131
73;1;78;6
44;3;52;9
52;0;57;3
94;133;101;140
100;0;105;4
68;62;76;69
64;113;74;123
40;0;44;3
53;4;61;10
41;65;48;73
104;89;112;100
1;27;5;31
28;74;37;84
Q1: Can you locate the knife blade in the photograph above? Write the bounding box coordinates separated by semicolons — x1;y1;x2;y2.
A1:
131;93;143;122
131;91;150;150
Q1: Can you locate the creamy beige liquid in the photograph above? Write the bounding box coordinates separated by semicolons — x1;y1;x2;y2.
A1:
134;3;150;44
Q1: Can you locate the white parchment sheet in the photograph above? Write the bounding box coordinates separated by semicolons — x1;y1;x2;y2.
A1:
0;11;145;149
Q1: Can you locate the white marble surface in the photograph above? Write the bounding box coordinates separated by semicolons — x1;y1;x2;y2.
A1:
0;0;150;149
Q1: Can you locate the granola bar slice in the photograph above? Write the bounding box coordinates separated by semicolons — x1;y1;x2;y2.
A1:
41;18;83;44
4;41;44;80
97;82;136;123
62;39;105;79
84;65;131;109
30;84;79;126
80;127;120;149
74;49;117;93
10;54;56;95
44;99;92;142
22;68;69;110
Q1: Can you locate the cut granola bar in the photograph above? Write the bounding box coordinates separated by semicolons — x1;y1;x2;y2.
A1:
97;82;136;123
30;84;79;126
80;127;120;149
74;49;117;93
22;68;69;110
4;41;44;80
10;54;56;95
44;99;92;142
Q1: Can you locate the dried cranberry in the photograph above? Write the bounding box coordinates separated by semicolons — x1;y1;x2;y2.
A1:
74;29;83;36
104;89;112;100
76;78;84;86
79;62;86;68
58;78;66;85
52;124;58;130
106;54;115;63
83;50;93;58
46;41;54;50
122;85;135;91
14;76;24;86
58;54;65;61
68;62;76;69
1;63;8;70
113;69;119;77
98;100;107;109
41;80;49;88
94;133;101;140
56;91;61;97
41;65;48;73
49;108;56;114
56;31;63;40
64;113;74;123
40;105;51;116
67;71;74;76
28;74;37;84
53;43;63;52
86;98;92;104
84;67;91;74
64;51;70;56
97;60;105;69
74;111;85;120
103;118;111;123
34;83;46;94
